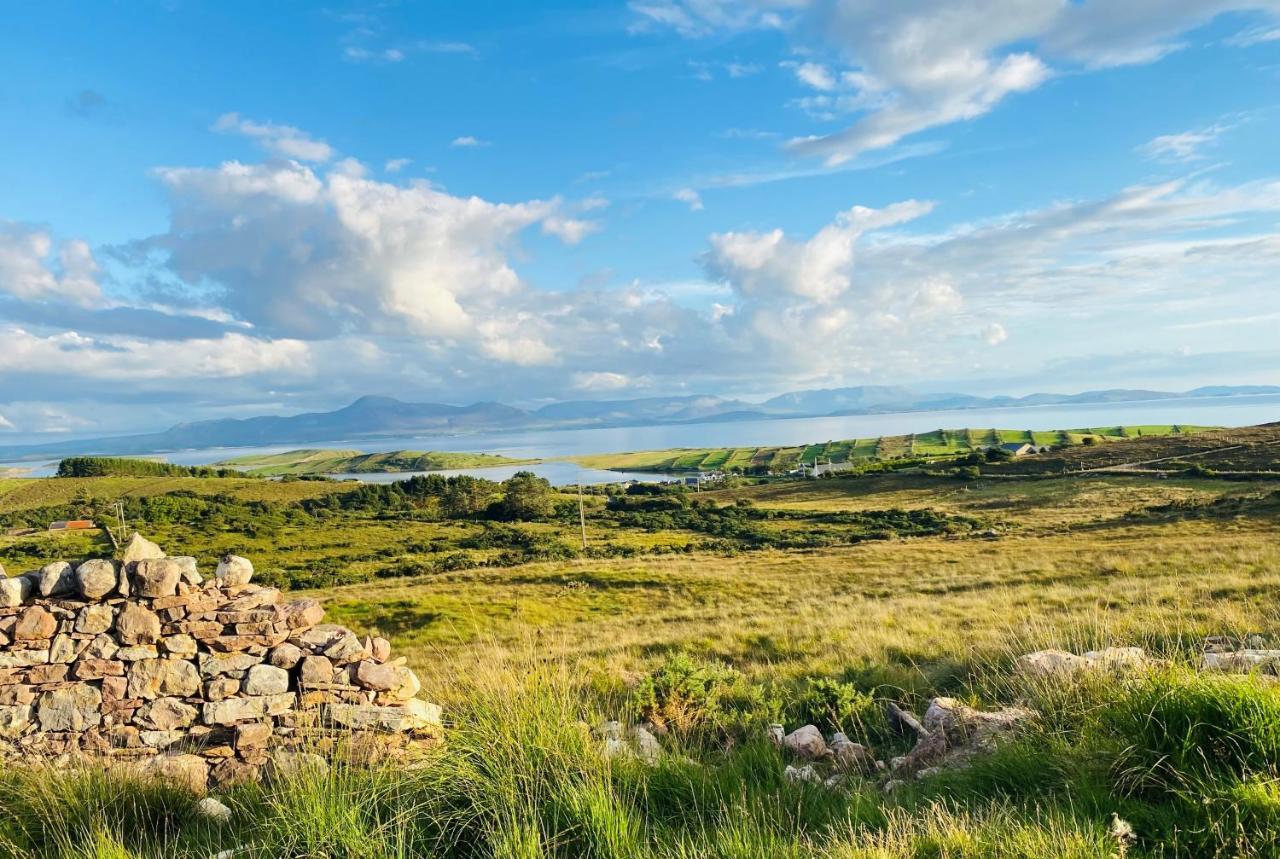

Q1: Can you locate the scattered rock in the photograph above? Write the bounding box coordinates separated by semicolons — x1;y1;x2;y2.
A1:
766;723;784;746
886;702;929;738
1016;649;1092;677
782;724;827;759
196;796;232;823
784;764;823;785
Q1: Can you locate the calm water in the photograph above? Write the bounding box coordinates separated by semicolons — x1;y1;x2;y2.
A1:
7;394;1279;485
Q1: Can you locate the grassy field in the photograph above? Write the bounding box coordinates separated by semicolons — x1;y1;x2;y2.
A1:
4;428;1280;855
216;448;538;476
570;424;1216;473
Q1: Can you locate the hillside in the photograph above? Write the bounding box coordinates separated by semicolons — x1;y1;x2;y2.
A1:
218;448;537;476
5;438;1280;855
572;424;1217;473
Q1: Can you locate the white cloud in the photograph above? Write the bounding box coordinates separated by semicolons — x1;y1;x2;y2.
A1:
637;1;1280;165
0;222;102;306
384;158;412;173
705;199;934;303
0;326;312;381
1138;124;1230;162
572;371;632;391
212;112;335;163
451;135;489;148
792;61;836;91
673;188;704;210
983;322;1009;345
541;215;601;245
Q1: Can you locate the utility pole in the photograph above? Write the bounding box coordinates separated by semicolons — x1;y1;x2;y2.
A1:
577;483;587;551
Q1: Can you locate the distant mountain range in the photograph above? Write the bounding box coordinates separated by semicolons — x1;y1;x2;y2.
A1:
2;385;1277;461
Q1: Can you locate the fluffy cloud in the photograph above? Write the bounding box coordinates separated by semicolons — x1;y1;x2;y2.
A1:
213;113;335;162
636;0;1280;164
146;160;599;343
0;221;102;306
451;136;489;148
705;200;934;302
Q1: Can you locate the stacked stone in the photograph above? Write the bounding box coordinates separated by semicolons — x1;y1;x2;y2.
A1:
0;534;441;789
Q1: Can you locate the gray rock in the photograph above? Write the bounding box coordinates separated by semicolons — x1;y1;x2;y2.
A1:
196;796;232;823
37;561;76;597
264;752;328;782
632;725;661;764
37;684;102;732
766;723;785;746
199;651;260;678
784;764;822;784
76;559;118;600
298;654;335;686
782;725;827;759
142;754;208;793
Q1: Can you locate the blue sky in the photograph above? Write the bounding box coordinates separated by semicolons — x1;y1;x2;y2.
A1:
1;0;1279;437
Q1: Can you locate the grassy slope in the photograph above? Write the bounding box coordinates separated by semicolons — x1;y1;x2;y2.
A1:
571;424;1218;472
4;468;1280;855
216;447;538;475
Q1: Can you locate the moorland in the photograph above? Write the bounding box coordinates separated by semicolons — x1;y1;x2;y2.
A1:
2;422;1280;856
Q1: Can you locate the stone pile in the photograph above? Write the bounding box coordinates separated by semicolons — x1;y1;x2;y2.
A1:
0;535;441;789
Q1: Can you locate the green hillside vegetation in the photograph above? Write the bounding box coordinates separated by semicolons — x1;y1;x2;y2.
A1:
216;447;537;476
5;425;1280;855
56;456;247;479
572;424;1217;474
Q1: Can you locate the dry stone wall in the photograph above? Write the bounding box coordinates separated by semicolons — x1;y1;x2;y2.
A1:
0;534;441;789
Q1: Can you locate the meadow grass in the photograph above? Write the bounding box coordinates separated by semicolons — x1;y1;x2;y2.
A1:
3;467;1280;855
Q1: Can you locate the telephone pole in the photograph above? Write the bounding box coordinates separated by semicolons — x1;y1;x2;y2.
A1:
577;483;587;551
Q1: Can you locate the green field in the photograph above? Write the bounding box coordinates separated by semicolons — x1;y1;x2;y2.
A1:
216;447;537;475
570;424;1216;473
5;426;1280;856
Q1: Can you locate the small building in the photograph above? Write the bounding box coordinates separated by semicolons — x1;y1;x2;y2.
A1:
1000;443;1037;457
49;519;96;531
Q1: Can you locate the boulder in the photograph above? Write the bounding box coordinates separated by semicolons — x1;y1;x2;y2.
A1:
120;533;165;565
117;603;162;645
632;724;661;765
37;561;76;597
132;559;183;598
215;555;254;587
76;559;118;600
1015;649;1092;677
829;733;873;772
782;725;828;759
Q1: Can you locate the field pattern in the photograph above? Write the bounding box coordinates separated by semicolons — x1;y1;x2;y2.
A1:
572;424;1214;473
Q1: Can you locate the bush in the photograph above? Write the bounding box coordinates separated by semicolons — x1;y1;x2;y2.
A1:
793;678;885;738
633;654;776;736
